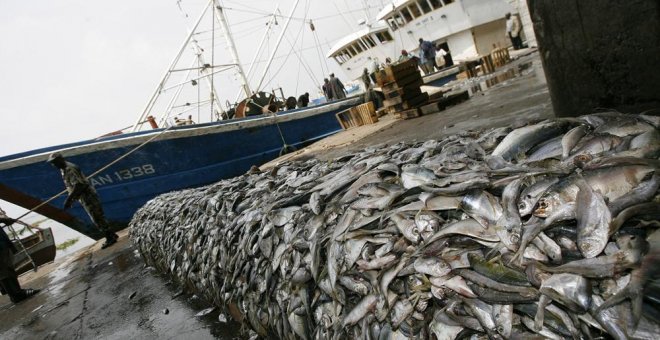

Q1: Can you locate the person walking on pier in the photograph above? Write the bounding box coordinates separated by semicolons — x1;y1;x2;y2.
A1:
47;152;119;249
0;217;40;304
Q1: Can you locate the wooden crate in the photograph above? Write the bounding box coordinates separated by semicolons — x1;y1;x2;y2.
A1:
491;47;510;67
334;102;378;129
335;108;363;129
376;58;419;85
381;73;423;92
419;90;470;115
394;108;420;120
382;85;423;100
353;101;378;124
384;92;429;111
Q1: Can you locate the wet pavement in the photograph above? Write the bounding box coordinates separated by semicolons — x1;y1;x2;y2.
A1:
0;231;240;339
1;51;551;339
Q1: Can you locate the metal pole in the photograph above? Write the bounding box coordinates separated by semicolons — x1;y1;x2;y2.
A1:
233;6;279;103
255;0;301;92
132;0;214;132
191;40;225;117
213;0;252;98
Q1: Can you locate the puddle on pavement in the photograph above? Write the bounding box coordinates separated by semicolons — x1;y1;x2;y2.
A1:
45;261;75;297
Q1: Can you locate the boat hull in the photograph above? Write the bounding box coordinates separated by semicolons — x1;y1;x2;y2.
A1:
0;97;361;239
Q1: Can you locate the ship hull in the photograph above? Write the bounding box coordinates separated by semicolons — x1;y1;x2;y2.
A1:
0;97;361;239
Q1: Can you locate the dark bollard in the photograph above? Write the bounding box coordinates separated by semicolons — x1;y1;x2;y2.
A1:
528;0;660;117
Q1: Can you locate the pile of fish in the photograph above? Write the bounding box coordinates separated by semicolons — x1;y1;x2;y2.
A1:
130;111;660;339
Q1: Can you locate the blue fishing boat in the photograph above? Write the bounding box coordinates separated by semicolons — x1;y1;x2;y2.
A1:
0;96;361;239
0;0;365;239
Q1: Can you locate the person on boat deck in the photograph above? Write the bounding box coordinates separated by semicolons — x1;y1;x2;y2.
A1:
46;152;119;249
434;45;447;70
419;38;437;74
398;49;412;63
329;73;347;100
361;68;372;91
297;92;310;108
285;96;297;110
0;217;40;304
322;78;334;102
368;57;380;83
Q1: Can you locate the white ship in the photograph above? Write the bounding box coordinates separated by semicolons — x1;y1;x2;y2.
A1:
327;0;516;83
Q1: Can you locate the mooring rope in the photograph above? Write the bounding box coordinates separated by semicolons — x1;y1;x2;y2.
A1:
6;123;179;271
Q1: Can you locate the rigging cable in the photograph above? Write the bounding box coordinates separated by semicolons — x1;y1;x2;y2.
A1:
310;20;329;80
211;0;216;121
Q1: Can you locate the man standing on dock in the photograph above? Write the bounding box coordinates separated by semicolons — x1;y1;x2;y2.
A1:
505;13;523;50
47;153;119;249
0;217;40;304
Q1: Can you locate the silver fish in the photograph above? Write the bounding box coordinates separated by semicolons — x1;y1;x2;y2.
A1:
561;124;589;159
540;273;592;313
491;120;569;161
343;294;378;326
575;176;611;258
413;257;451;277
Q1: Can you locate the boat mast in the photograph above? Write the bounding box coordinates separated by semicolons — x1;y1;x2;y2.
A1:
191;40;225;116
132;0;213;132
213;0;252;99
233;6;279;103
255;0;301;92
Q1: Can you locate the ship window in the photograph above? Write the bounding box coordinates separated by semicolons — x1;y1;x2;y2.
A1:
376;31;394;43
393;13;406;26
400;8;413;23
364;36;376;48
443;0;454;4
334;56;343;65
357;39;368;51
347;46;357;56
418;0;431;13
408;3;422;18
387;17;399;31
353;42;363;53
429;0;442;9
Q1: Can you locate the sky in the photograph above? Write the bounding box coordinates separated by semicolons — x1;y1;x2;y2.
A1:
0;0;387;254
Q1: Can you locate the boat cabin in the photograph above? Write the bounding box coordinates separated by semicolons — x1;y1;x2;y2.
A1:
328;0;514;82
326;23;395;85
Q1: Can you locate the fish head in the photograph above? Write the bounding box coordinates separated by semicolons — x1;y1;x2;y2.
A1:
415;210;442;241
572;154;593;168
532;194;561;218
615;233;649;253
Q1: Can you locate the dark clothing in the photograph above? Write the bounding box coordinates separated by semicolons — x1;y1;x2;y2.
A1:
322;83;334;101
0;218;17;253
362;72;372;90
509;33;523;50
0;227;16;280
61;162;111;234
285;96;297;110
329;76;346;100
297;94;309;108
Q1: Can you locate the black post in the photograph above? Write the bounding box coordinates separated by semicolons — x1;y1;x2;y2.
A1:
528;0;660;117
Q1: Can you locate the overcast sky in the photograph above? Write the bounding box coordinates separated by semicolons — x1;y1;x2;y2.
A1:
0;0;387;250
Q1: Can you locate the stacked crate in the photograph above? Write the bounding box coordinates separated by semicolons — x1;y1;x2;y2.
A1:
335;101;378;129
376;58;429;119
